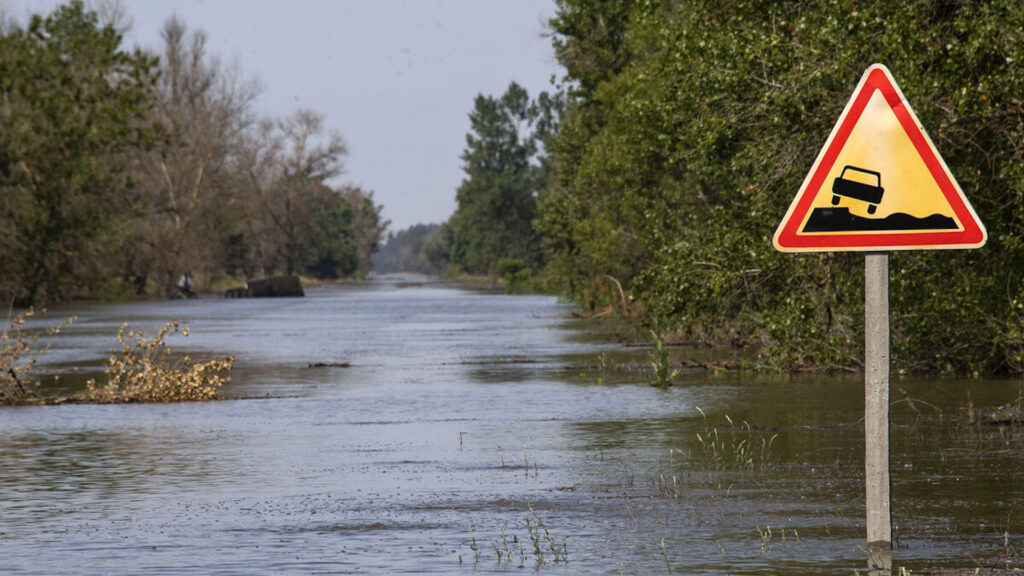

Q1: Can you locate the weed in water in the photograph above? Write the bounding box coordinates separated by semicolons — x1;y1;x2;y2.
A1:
1004;530;1020;558
1;308;74;406
501;527;512;565
83;321;233;403
757;525;773;555
470;507;567;568
522;446;539;478
661;537;672;574
468;522;480;566
684;407;778;473
657;474;680;499
527;511;545;566
649;329;679;388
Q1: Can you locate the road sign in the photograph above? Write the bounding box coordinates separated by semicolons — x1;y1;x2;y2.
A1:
773;64;986;252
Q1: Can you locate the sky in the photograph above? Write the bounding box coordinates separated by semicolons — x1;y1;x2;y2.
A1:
2;0;563;232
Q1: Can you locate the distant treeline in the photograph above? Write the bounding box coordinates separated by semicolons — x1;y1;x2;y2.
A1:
0;2;386;305
372;223;442;275
423;0;1024;376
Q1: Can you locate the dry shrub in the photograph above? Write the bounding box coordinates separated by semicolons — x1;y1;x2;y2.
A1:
84;321;233;403
1;309;74;406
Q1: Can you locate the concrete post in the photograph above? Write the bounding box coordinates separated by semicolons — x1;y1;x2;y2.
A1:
864;252;892;569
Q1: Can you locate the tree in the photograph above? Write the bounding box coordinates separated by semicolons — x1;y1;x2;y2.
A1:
372;223;443;274
447;82;559;275
540;0;1024;374
235;110;385;280
337;186;388;278
265;110;347;275
129;15;259;296
0;1;157;305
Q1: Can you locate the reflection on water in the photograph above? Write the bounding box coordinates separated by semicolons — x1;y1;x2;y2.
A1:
2;277;1023;575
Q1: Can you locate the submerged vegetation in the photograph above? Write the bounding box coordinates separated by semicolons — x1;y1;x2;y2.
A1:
466;507;568;569
1;311;231;406
82;322;233;403
0;309;73;405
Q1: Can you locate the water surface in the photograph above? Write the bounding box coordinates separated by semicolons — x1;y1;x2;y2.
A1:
2;278;1022;574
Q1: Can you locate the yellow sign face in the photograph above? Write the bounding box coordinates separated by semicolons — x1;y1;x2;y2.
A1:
773;64;985;252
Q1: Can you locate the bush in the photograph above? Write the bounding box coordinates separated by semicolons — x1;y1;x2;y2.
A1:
495;257;531;293
83;321;233;403
0;309;73;405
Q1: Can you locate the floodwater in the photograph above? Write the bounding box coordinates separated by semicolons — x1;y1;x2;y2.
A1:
1;277;1022;575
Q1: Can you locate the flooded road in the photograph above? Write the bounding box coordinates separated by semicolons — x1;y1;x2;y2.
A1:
1;278;1022;574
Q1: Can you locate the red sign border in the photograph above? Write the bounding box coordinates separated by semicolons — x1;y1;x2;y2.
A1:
773;64;986;252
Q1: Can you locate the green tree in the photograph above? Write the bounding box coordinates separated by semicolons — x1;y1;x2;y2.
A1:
541;0;1024;374
372;223;443;275
447;82;559;275
0;1;157;305
294;184;358;279
293;184;386;280
337;186;388;279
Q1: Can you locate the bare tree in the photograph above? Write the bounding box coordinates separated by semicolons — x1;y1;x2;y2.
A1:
130;15;259;295
257;109;348;275
233;117;283;275
93;0;132;36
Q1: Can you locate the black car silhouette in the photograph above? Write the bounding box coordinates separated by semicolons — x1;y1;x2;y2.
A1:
831;166;884;215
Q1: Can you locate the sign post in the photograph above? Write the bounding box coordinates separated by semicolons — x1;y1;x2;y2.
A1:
864;252;891;569
773;64;985;569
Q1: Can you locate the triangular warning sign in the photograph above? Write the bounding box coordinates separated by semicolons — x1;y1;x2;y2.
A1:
773;64;985;252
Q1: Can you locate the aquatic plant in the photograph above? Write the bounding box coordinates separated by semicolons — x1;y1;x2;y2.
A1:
492;527;513;565
685;408;778;472
0;309;74;406
756;525;773;555
470;507;567;569
660;537;672;574
649;328;679;388
499;446;538;477
468;522;480;565
1005;529;1020;559
657;473;680;499
83;321;233;403
526;506;568;566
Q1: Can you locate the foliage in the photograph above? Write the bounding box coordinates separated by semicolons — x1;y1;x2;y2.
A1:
423;222;456;273
295;185;360;279
442;82;562;276
83;321;232;403
648;328;678;388
541;0;1024;375
0;309;74;405
127;15;257;296
372;223;443;275
0;1;158;305
0;3;387;302
495;257;531;293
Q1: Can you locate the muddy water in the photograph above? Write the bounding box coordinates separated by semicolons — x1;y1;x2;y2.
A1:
1;277;1022;575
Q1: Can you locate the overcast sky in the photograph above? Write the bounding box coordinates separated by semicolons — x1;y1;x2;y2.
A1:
2;0;563;232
